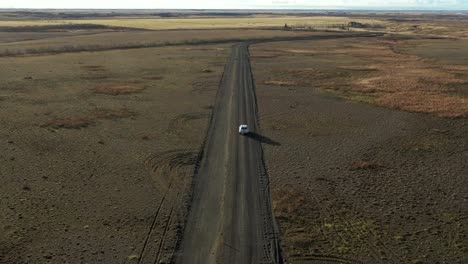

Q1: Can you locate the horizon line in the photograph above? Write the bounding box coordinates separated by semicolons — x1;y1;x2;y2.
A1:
1;7;468;11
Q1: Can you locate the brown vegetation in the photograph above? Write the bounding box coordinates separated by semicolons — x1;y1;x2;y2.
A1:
252;35;468;262
93;81;145;95
253;38;468;118
41;116;93;129
377;92;468;118
92;108;136;119
42;108;137;129
1;42;228;262
273;189;305;218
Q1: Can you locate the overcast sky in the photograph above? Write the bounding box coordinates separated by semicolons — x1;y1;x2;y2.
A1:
1;0;468;10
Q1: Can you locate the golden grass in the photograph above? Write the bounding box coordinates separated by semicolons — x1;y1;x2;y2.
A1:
377;92;468;118
0;16;385;30
345;41;468;117
256;38;468;118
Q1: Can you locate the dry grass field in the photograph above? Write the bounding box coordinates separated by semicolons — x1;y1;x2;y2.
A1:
0;16;385;30
251;36;468;117
251;31;468;263
0;43;229;263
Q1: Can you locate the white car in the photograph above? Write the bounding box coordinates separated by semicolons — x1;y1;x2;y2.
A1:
238;124;249;135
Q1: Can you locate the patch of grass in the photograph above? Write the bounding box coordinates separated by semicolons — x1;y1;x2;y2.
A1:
93;108;136;119
93;82;145;95
377;92;468;118
127;254;140;261
345;93;376;104
41;116;93;129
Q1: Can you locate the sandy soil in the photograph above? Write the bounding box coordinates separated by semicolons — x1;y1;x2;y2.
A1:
0;44;228;263
251;38;468;263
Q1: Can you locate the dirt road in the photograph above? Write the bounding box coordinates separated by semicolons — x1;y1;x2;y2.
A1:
176;43;280;263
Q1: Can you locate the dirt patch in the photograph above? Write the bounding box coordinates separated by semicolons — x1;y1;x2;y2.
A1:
377;91;468;118
41;116;94;129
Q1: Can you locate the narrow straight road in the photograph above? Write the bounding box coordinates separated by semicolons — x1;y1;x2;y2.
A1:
176;43;280;264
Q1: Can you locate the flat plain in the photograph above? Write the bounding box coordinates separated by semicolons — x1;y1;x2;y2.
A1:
0;10;467;264
0;41;229;263
251;35;468;263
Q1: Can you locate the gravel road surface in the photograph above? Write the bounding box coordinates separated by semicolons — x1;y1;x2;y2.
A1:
176;43;280;264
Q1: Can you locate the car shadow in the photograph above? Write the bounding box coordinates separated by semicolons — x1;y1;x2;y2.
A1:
246;132;281;146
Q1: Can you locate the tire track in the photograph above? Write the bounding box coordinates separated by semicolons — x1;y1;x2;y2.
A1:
154;206;175;264
132;149;199;264
137;190;170;264
144;149;198;192
166;113;210;138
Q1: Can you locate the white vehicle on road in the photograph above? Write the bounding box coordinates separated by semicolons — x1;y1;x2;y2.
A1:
238;124;249;135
